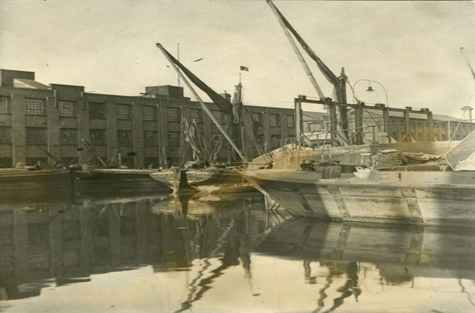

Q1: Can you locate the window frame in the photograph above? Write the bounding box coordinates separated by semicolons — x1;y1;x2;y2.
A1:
117;130;133;146
89;102;106;119
117;104;131;120
59;101;76;118
26;127;48;145
25;98;46;116
0;126;12;144
0;97;10;114
60;128;79;146
143;131;158;147
143;106;157;121
90;129;106;146
167;107;180;123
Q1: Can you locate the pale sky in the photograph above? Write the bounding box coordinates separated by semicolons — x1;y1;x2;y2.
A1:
1;0;475;117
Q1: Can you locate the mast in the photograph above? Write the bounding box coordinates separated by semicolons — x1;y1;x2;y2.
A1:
266;0;325;99
156;43;246;161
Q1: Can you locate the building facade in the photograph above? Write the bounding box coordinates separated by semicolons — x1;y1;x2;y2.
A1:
301;104;475;145
0;69;296;168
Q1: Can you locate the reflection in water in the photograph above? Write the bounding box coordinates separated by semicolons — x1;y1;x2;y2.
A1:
1;194;475;312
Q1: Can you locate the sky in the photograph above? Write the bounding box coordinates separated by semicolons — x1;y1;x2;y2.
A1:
1;0;475;118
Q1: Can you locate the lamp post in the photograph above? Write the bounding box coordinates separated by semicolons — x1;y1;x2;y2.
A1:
353;79;389;108
352;79;390;144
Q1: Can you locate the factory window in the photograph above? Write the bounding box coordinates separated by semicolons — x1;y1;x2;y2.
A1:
0;127;12;144
190;109;203;123
59;101;75;117
287;115;295;128
167;108;180;122
28;254;50;271
168;132;180;147
143;106;157;121
144;157;159;169
60;129;78;146
89;102;105;119
25;98;45;116
252;113;263;124
26;127;47;145
118;130;133;146
90;129;106;146
269;114;280;127
211;110;225;124
144;131;158;146
61;158;76;166
117;105;131;120
271;134;281;149
0;97;10;114
0;157;12;168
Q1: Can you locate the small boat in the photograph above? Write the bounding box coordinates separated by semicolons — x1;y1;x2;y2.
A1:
74;167;173;194
149;166;254;194
0;168;73;201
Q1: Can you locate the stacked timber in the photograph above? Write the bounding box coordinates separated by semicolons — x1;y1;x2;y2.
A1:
373;149;404;170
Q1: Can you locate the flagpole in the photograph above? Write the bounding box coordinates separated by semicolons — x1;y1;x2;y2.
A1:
266;0;326;99
156;43;246;161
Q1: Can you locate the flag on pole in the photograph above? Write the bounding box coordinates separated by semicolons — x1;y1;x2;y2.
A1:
240;66;249;71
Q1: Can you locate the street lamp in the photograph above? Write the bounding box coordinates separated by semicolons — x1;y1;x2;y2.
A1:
353;79;389;108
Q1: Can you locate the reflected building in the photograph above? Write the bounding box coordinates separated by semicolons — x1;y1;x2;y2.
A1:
0;194;267;301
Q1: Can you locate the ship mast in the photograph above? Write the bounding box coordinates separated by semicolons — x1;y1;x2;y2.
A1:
156;43;246;161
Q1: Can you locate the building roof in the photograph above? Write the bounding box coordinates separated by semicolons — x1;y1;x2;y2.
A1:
13;78;49;90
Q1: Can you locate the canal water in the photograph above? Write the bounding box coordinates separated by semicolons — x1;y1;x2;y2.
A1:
1;192;474;313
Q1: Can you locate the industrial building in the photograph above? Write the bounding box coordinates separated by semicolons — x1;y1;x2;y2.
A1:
0;69;296;168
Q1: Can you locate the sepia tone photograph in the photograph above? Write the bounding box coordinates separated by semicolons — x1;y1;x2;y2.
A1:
1;0;475;312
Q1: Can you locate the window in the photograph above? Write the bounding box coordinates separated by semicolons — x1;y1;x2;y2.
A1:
117;105;131;120
211;110;225;124
287;115;295;128
143;106;156;121
26;157;48;165
144;157;159;169
89;102;105;119
59;101;75;117
0;157;12;168
60;129;78;146
269;114;279;127
26;127;47;145
190;109;203;123
0;97;10;114
61;157;76;166
167;108;180;122
271;135;281;149
90;129;106;146
144;131;158;146
118;130;133;146
25;99;45;116
168;132;180;147
120;156;135;169
0;127;12;144
252;113;263;124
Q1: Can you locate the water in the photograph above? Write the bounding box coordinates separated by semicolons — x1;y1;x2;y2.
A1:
1;192;475;313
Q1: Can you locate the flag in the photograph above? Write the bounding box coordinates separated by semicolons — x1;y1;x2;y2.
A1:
240;66;249;71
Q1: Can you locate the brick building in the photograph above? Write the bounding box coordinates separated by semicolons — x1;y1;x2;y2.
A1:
0;69;296;168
